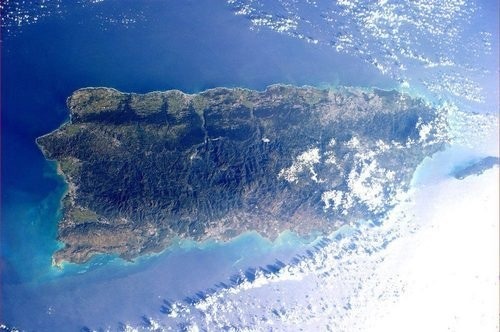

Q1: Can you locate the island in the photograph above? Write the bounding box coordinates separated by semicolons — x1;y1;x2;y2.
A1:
452;156;499;180
36;85;447;265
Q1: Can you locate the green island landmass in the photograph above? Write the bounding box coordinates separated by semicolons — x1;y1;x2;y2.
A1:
36;85;447;266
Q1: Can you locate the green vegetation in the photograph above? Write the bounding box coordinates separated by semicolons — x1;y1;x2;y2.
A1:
37;85;446;265
70;208;99;223
59;157;81;177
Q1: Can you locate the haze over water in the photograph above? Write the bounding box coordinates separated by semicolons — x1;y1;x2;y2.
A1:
1;0;497;330
2;0;392;282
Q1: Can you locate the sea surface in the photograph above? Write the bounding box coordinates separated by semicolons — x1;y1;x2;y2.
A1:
1;0;497;330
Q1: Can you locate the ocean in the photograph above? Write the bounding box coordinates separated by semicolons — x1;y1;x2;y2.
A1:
0;1;391;329
1;0;497;330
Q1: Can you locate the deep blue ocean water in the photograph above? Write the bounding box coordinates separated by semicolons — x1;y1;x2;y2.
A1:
0;1;395;329
1;0;497;330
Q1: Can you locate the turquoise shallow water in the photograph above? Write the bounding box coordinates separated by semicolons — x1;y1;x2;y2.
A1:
0;0;387;281
3;227;314;330
1;161;66;284
1;0;497;330
0;1;393;329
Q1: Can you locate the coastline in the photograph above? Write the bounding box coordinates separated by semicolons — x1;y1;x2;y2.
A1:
49;229;318;274
37;83;448;268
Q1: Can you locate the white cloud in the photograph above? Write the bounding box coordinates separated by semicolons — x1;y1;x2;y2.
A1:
279;148;321;183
